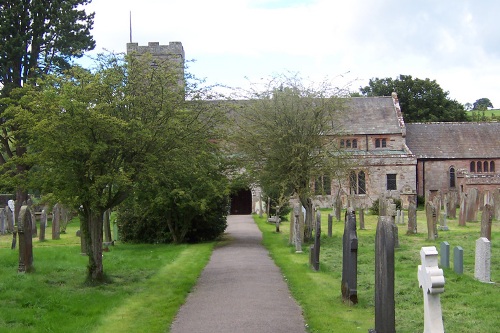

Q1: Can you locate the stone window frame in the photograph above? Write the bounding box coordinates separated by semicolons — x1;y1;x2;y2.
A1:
349;170;366;195
386;173;397;191
314;175;332;195
375;138;387;148
469;160;496;173
449;166;456;188
340;138;357;149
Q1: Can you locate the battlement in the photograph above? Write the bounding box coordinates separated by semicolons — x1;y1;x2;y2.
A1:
126;41;185;61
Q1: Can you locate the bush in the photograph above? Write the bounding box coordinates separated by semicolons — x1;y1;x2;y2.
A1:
369;198;402;215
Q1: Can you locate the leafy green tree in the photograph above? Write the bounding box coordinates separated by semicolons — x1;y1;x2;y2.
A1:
11;53;222;280
472;98;493;111
231;73;350;241
359;75;467;123
0;0;95;212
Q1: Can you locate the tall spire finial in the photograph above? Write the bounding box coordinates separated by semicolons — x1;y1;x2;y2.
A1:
129;11;132;43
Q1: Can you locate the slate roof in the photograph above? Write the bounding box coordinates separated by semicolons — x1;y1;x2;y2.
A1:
406;122;500;159
340;96;403;135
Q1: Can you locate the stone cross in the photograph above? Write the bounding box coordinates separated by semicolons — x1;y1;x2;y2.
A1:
342;208;358;304
373;216;395;333
474;237;491;283
418;246;445;333
18;205;34;273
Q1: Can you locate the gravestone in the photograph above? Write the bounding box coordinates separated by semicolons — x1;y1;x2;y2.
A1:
407;195;417;235
447;191;458;219
493;189;500;221
289;207;295;245
17;205;34;273
334;196;342;221
466;188;479;222
9;200;16;249
39;209;47;241
474;237;491;283
30;207;37;237
418;246;445;333
396;210;401;224
425;201;437;241
342;209;358;304
399;210;405;225
480;204;493;241
0;208;5;235
440;241;450;268
52;203;61;240
311;210;321;271
293;205;302;253
359;208;365;230
327;214;333;237
458;194;466;226
439;212;449;231
453;246;463;275
372;216;395;333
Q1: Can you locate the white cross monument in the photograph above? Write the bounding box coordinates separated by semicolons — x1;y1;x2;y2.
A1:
418;246;445;333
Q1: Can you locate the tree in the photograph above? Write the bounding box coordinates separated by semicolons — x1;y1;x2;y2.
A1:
472;98;493;111
0;0;95;214
11;53;222;281
359;75;467;123
231;74;350;241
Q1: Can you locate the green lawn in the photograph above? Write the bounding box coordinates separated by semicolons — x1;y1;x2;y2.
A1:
0;220;214;333
255;209;500;333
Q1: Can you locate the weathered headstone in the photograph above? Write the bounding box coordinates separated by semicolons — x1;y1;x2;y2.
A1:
480;204;493;241
52;203;60;240
0;208;5;235
9;200;16;249
418;246;445;333
493;189;500;221
334;196;342;221
440;241;450;268
466;188;479;222
293;205;302;253
453;246;463;275
458;194;466;226
311;210;321;271
39;209;47;241
342;209;358;304
17;205;34;273
447;191;458;219
474;237;491;283
425;201;437;241
439;212;449;231
359;208;365;230
327;214;333;237
372;216;395;333
396;209;401;224
407;195;417;235
30;207;37;237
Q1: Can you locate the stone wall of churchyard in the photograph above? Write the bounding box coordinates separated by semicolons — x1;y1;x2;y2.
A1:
417;158;500;197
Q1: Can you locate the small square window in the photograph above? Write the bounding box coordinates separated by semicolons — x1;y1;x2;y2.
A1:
346;140;352;148
340;139;345;148
352;139;357;148
375;138;380;148
381;138;387;148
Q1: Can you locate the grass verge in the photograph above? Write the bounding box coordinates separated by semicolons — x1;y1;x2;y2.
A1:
255;209;500;333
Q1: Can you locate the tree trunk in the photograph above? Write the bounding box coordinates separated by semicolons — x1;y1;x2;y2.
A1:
82;209;105;281
299;195;314;242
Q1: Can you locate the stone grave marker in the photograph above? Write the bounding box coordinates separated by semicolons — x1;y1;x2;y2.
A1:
327;214;332;237
466;188;479;222
311;210;321;271
458;194;466;226
447;191;458;219
407;195;417;235
453;246;463;275
396;209;401;224
418;246;445;333
440;241;450;268
425;201;437;241
342;209;358;304
359;208;365;230
293;204;302;253
372;216;395;333
439;212;449;231
480;204;493;241
9;200;16;249
17;205;34;273
30;207;37;237
52;203;61;240
474;237;491;283
334;196;341;221
0;208;5;235
39;209;46;241
493;189;500;221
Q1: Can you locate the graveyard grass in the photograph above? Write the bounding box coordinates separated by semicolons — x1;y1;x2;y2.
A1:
0;220;214;333
255;209;500;333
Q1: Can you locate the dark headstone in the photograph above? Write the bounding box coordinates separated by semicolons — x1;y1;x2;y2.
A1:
52;203;60;240
341;209;358;304
39;210;46;241
425;201;437;241
359;209;365;230
334;196;341;221
459;194;466;226
327;214;333;237
311;210;321;271
373;216;395;333
18;206;34;273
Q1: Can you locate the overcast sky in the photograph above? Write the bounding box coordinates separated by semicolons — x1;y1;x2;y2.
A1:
83;0;499;107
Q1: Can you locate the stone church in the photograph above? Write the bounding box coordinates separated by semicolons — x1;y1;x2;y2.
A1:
129;41;500;213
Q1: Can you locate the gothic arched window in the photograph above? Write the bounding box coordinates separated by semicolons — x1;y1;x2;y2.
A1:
449;167;456;188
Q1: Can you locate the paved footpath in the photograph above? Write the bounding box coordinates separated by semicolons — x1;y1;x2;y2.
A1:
170;215;306;333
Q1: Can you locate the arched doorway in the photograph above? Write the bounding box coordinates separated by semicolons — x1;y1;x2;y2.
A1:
230;188;252;215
